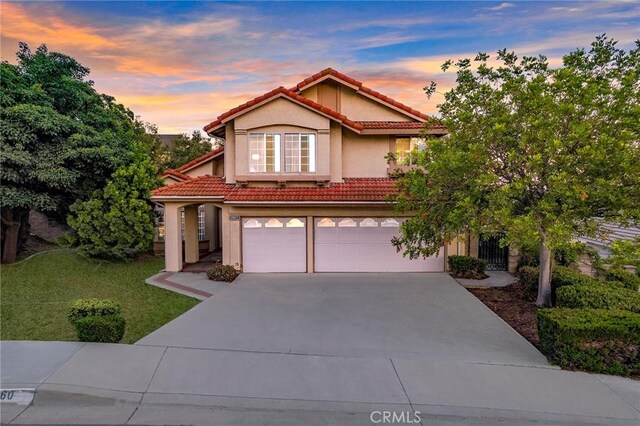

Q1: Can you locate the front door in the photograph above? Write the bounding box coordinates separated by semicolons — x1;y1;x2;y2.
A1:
478;234;508;271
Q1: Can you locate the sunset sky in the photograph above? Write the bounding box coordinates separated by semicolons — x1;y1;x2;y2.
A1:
2;1;639;134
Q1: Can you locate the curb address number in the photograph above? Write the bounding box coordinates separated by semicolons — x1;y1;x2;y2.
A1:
0;389;35;405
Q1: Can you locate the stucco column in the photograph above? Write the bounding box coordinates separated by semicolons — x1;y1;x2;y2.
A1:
204;204;216;251
164;203;183;272
184;205;200;263
306;216;314;273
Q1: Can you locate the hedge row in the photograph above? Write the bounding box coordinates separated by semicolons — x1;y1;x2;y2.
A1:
556;284;640;313
537;308;640;376
75;315;126;343
519;265;639;297
604;268;640;291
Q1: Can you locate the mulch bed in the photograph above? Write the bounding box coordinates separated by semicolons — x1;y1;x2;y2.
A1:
467;282;540;348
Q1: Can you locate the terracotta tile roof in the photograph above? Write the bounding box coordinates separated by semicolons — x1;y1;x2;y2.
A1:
151;176;398;202
152;175;231;197
203;87;363;133
293;68;431;121
160;169;192;181
357;121;426;129
159;146;225;180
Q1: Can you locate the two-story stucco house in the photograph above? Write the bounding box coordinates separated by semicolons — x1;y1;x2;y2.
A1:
151;68;479;273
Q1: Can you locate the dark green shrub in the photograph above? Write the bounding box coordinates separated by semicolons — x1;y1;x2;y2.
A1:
604;268;640;291
554;242;587;266
207;264;239;282
68;298;121;323
551;265;599;289
556;284;640;313
518;266;539;294
448;255;487;278
75;315;126;343
537;308;640;376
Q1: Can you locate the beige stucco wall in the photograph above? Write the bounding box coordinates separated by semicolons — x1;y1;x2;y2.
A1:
185;161;212;177
300;85;318;103
162;176;181;186
235;97;330;131
340;88;411;121
225;122;236;183
317;83;339;111
342;131;391;178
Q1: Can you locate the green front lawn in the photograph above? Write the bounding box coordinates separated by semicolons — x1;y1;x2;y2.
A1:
1;250;199;343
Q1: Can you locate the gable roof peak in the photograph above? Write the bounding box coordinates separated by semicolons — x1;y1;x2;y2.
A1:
294;69;430;121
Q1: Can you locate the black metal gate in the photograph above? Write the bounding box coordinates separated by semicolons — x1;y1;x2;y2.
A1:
478;234;508;271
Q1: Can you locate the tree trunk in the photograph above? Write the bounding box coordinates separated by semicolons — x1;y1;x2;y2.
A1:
536;236;553;307
1;208;28;263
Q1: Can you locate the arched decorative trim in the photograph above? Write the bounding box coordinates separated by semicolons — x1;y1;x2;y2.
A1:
338;218;357;227
317;218;335;227
265;218;284;228
244;219;262;228
286;218;305;228
381;218;400;227
360;218;378;227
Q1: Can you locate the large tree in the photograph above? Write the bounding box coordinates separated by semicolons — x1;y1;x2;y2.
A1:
67;157;159;260
156;131;213;171
0;43;155;262
393;36;640;306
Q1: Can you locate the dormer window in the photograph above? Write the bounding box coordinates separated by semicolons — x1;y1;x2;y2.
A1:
285;133;316;173
249;133;280;173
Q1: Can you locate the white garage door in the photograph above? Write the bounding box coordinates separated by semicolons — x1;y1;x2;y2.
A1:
242;217;306;272
314;217;444;272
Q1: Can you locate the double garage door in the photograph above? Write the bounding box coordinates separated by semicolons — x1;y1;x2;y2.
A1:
242;217;444;273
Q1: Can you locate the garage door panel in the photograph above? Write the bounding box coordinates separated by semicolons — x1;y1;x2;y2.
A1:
314;217;444;272
243;218;306;273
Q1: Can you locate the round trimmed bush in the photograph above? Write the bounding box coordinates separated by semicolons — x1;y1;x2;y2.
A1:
68;298;121;323
74;315;126;343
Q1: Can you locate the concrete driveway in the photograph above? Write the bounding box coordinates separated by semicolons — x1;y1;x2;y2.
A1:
4;274;640;424
138;273;547;366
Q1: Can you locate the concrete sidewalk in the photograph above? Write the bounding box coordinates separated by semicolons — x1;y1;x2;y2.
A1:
1;340;639;425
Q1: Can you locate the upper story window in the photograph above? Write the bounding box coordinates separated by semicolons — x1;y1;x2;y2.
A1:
249;133;280;173
396;137;426;165
285;133;316;173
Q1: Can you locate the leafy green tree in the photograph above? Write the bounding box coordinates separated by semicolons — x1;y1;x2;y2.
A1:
67;158;159;260
157;131;213;170
608;238;640;272
393;36;640;306
0;43;155;262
